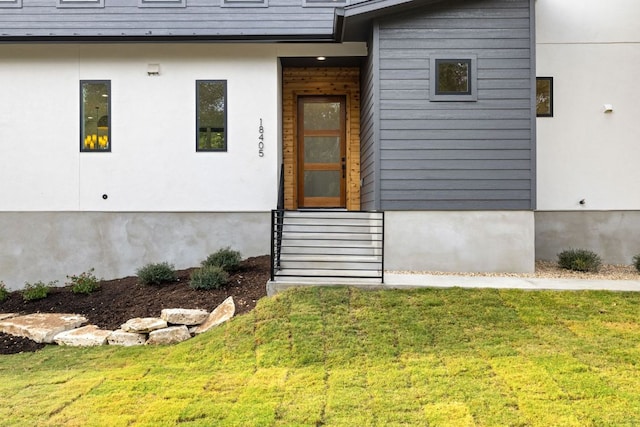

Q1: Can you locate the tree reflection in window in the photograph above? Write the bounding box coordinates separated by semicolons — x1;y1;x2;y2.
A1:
197;80;226;151
81;81;110;152
435;59;471;95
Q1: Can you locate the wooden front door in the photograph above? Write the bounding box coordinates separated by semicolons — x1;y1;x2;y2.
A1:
297;96;347;208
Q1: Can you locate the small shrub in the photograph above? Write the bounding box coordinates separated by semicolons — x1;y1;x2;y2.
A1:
67;268;101;295
633;254;640;273
22;281;56;302
557;249;602;273
202;247;242;273
0;282;8;302
190;266;229;290
136;262;176;286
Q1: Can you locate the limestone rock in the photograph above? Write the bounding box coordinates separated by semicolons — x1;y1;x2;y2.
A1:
193;296;235;335
0;313;87;343
0;313;18;321
161;308;209;326
146;326;191;345
107;329;147;347
54;325;112;347
121;317;167;333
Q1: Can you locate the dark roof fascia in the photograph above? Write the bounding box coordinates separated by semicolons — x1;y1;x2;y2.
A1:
0;33;339;44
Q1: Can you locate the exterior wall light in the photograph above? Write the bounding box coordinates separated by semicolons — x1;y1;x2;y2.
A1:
147;64;160;76
603;104;613;113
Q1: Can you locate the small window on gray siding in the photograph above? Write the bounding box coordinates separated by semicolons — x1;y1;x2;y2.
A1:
222;0;267;7
197;80;227;152
303;0;347;7
57;0;103;8
429;54;477;102
0;0;22;9
139;0;185;8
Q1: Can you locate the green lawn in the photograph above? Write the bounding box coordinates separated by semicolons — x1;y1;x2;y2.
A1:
1;286;640;426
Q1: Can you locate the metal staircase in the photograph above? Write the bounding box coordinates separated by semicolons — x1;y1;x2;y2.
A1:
270;210;384;284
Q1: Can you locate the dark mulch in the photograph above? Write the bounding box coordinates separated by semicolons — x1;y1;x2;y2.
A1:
0;255;270;355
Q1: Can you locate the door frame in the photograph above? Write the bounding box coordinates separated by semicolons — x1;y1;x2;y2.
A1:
296;95;347;208
282;67;361;211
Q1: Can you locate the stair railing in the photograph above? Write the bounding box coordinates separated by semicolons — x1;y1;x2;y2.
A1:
270;166;285;281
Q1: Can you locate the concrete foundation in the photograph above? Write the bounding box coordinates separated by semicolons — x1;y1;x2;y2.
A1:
0;211;270;290
535;211;640;264
384;211;535;273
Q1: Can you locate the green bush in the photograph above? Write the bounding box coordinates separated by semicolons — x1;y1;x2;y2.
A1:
22;281;56;302
190;266;229;290
67;268;101;294
633;254;640;273
557;249;602;273
136;262;176;286
202;247;242;273
0;282;8;302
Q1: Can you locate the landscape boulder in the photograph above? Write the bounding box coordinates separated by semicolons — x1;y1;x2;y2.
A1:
107;329;147;347
0;313;87;344
121;317;167;333
146;325;191;345
54;325;112;347
161;308;209;326
193;296;235;335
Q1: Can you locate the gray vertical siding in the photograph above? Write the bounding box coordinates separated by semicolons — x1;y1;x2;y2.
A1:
359;26;379;211
376;0;534;210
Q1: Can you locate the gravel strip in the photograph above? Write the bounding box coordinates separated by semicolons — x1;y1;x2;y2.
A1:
390;261;640;281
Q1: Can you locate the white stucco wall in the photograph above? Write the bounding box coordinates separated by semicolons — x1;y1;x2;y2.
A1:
536;0;640;210
0;42;366;212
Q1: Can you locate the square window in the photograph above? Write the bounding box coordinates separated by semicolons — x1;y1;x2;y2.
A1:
80;81;111;152
536;77;553;117
58;0;104;8
197;80;227;152
430;54;477;101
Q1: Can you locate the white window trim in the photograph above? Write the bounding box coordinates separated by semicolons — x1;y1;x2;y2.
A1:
0;0;22;9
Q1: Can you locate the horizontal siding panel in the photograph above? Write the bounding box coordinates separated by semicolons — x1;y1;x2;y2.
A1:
382;189;531;200
380;129;531;140
381;99;530;111
380;149;531;160
379;139;531;150
381;159;532;170
380;119;531;130
381;200;531;210
380;48;531;60
382;28;531;40
381;169;532;180
381;179;531;190
379;38;531;50
381;108;531;120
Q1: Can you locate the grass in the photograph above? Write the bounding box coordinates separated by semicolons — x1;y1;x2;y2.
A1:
1;286;640;426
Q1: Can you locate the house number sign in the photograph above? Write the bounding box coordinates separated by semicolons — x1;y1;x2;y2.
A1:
258;119;265;157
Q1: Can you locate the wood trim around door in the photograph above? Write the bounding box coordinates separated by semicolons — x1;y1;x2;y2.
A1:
282;67;361;211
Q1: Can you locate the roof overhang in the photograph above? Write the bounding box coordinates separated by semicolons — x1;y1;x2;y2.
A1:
336;0;447;42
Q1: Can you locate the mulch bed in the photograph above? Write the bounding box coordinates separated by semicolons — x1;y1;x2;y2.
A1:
0;255;270;355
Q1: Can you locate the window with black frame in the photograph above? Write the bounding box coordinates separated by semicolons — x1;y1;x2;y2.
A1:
196;80;227;152
536;77;553;117
430;54;477;101
80;80;110;152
